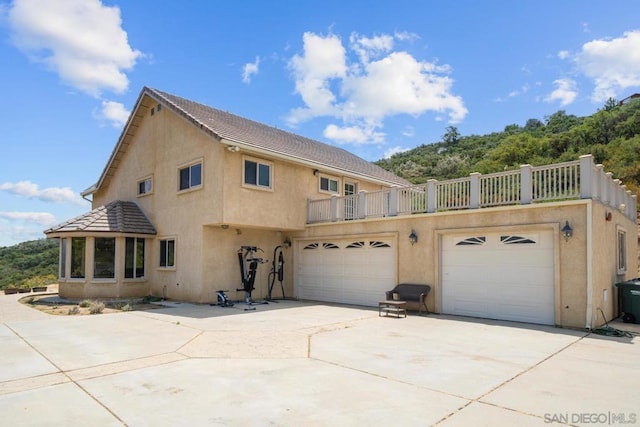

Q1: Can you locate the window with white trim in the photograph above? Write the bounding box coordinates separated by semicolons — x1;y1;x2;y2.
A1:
159;238;175;268
71;237;86;278
138;177;153;196
243;157;272;189
617;227;627;274
319;175;339;194
94;238;115;279
125;238;145;278
60;238;67;278
178;162;202;191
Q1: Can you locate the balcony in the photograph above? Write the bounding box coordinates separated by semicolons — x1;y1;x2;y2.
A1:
307;155;638;224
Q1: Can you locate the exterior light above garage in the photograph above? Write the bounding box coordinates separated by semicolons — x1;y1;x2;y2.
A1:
561;221;573;242
409;230;418;245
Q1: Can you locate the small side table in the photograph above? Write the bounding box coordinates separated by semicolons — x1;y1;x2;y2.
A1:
378;300;407;318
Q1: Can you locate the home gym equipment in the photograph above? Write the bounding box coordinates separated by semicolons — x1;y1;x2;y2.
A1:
237;246;268;311
267;245;286;301
215;290;234;307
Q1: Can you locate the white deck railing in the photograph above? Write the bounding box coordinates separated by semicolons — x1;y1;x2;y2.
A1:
307;155;638;223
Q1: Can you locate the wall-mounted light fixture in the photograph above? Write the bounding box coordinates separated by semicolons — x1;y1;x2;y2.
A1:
561;221;573;242
605;211;612;222
283;237;292;248
313;169;319;176
227;145;240;152
409;229;418;245
619;203;626;213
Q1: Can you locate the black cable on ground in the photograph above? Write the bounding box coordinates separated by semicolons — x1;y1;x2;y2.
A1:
591;308;633;338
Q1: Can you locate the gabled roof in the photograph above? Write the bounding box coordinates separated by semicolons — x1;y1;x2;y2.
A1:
85;87;408;195
44;201;156;235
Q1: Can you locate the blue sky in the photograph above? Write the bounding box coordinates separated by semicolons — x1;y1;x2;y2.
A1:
1;0;639;247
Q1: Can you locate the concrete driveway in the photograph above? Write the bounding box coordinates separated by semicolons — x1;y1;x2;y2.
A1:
1;293;639;427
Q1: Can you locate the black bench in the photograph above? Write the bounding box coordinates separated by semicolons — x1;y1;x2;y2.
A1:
385;283;431;315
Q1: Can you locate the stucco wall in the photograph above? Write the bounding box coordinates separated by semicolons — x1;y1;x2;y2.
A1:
87;96;386;303
220;146;385;230
294;201;592;328
590;201;639;327
196;227;292;304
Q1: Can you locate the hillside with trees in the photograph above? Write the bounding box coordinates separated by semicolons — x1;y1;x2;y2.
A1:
375;97;640;197
0;239;58;290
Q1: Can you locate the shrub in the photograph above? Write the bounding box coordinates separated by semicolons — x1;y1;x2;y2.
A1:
67;306;80;315
79;299;92;308
120;302;135;312
88;301;105;314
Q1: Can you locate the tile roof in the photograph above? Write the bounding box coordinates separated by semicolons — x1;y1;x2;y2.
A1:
147;87;409;186
44;201;156;235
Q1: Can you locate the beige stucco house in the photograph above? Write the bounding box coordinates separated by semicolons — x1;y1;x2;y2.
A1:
45;87;638;329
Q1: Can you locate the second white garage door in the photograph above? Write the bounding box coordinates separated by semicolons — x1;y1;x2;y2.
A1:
296;237;396;306
441;230;555;325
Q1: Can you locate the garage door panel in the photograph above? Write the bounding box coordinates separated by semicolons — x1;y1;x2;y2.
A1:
442;230;555;325
296;238;396;307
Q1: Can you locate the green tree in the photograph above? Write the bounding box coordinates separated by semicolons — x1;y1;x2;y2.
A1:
442;126;461;146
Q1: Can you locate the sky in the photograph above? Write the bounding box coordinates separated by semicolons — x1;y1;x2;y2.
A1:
1;0;640;247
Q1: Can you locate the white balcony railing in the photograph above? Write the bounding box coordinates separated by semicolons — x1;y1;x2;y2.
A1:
307;155;638;223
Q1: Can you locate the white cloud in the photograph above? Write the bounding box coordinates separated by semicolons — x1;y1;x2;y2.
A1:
383;146;410;158
242;56;260;84
545;78;578;106
349;32;394;64
557;50;570;60
287;31;467;145
0;212;58;245
0;211;57;226
6;0;142;97
402;126;415;137
323;123;385;144
575;30;640;102
95;100;130;127
394;31;419;42
0;181;86;206
288;32;347;124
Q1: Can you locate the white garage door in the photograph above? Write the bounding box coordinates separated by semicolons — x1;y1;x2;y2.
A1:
296;237;396;306
441;230;555;325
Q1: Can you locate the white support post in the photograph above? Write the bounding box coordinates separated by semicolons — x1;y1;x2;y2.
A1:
330;195;338;222
613;180;621;210
427;179;437;213
579;154;594;199
358;191;367;219
388;187;398;216
603;172;613;206
520;164;532;204
594;164;604;200
470;173;480;208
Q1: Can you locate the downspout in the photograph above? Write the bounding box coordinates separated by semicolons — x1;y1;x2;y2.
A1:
585;200;593;329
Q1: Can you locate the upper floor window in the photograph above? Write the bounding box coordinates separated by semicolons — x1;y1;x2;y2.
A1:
243;157;272;189
320;175;339;194
138;177;153;196
179;162;202;191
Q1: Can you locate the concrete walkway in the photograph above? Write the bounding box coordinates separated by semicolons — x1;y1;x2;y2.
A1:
1;294;639;426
